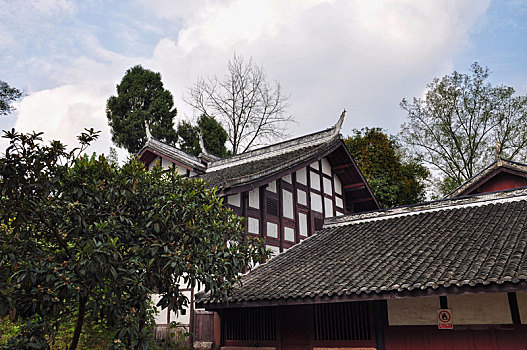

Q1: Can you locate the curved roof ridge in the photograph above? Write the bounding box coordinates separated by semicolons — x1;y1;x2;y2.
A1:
206;111;345;172
325;187;527;228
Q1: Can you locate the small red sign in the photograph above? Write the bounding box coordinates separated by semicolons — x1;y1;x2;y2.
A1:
438;309;453;329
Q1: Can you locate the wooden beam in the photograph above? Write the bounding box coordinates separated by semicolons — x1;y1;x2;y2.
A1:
198;281;527;310
351;197;374;204
343;182;365;190
333;163;354;170
344;185;366;192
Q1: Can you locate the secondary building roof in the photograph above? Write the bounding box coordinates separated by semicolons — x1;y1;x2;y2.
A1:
447;158;527;198
199;188;527;308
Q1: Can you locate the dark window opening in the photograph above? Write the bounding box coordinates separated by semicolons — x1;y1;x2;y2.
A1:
266;197;279;216
314;217;324;232
314;302;372;341
225;307;276;341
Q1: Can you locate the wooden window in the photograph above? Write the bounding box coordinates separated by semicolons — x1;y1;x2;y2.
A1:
225;307;276;341
266;197;279;216
314;302;372;341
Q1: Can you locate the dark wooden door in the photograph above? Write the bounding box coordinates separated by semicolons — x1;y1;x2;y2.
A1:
281;305;311;350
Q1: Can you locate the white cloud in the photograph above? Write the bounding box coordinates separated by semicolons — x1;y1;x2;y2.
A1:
4;0;491;158
145;0;491;133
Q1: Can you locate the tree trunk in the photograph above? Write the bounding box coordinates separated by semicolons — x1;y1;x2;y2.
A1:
68;296;87;350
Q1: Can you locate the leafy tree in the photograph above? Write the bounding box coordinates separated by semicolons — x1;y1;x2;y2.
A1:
177;115;229;157
400;62;527;194
107;65;178;154
344;128;429;208
0;129;268;349
0;81;22;116
186;54;293;155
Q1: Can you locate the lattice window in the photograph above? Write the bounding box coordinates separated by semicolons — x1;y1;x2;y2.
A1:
224;307;276;341
266;197;279;216
314;302;372;341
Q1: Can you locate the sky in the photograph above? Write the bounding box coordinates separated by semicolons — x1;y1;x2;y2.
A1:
1;0;526;159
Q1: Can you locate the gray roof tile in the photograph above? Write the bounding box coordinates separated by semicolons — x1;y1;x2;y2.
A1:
200;189;527;305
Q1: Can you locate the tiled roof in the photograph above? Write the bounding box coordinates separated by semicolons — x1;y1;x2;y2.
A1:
138;138;206;171
446;158;527;198
200;189;527;306
201;138;340;189
201;113;345;190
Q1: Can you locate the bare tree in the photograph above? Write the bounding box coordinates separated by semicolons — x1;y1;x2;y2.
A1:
186;54;293;154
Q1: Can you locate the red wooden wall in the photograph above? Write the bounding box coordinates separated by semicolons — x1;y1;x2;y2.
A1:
470;172;527;195
385;326;527;350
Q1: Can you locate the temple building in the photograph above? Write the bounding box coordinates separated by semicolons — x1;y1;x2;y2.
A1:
138;114;379;338
197;161;527;350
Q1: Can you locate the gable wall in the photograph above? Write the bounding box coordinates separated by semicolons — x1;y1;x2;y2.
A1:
471;172;527;195
225;156;346;255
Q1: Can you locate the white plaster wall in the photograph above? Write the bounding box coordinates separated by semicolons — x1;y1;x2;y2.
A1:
282;189;294;219
298;213;308;236
297;189;307;205
296;167;307;185
282;174;292;183
266;222;278;238
161;158;171;170
153;290;191;326
324;197;334;218
310;161;319;170
149;156;160;170
310;192;323;213
321;158;331;175
310;171;321;191
336;210;344;216
388;297;439;325
517;291;527;323
448;293;512;325
171;290;191;325
284;227;295;242
248;217;259;234
323;177;332;195
389;293;513;326
335;196;343;209
266;244;280;257
267;180;277;192
249;188;259;209
334;175;342;195
152;294;169;324
227;193;241;206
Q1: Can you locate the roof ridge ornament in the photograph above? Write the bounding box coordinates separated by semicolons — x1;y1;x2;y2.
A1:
145;120;152;139
333;109;345;136
198;132;220;162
